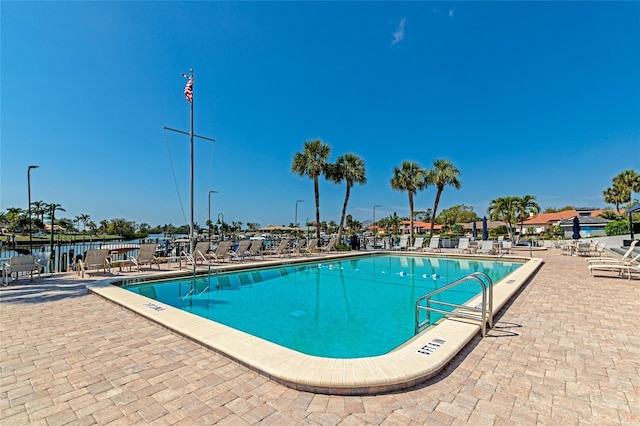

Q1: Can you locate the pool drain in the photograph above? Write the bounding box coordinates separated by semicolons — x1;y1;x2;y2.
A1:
416;338;446;356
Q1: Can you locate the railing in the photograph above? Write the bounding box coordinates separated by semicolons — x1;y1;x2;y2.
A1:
415;272;493;337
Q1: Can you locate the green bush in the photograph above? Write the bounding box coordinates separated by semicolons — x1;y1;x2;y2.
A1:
605;220;630;236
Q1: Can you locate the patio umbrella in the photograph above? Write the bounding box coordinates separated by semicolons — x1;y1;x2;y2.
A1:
572;216;581;240
472;221;477;240
482;216;488;241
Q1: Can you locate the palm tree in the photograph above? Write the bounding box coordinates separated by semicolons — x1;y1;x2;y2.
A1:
612;170;640;209
425;159;462;238
31;201;49;226
390;161;428;245
48;203;66;235
327;153;367;244
487;196;519;240
603;184;625;213
291;139;331;240
515;195;540;239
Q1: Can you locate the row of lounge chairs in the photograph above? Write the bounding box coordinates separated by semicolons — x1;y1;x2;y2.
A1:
586;240;639;280
392;236;512;255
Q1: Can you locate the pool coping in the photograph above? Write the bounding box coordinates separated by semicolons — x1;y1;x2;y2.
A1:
87;252;543;395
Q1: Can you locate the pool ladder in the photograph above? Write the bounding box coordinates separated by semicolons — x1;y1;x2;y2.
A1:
415;272;493;337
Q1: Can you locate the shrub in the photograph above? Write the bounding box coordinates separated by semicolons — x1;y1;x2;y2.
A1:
605;220;630;236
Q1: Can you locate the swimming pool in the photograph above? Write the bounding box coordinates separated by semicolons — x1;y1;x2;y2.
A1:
123;255;521;358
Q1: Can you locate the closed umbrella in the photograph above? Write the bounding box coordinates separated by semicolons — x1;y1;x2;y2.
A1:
472;221;477;240
482;216;488;241
572;216;581;240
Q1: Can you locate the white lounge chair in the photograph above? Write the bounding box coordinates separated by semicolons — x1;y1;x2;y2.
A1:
130;243;160;272
477;241;495;255
588;254;640;279
320;237;338;252
588;240;637;263
207;240;232;263
392;235;409;251
304;238;319;255
424;236;441;252
247;239;264;260
228;240;252;262
77;249;111;278
455;238;474;254
407;237;425;251
2;255;38;285
501;241;513;254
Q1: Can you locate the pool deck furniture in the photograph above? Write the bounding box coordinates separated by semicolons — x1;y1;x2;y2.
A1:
423;236;441;252
129;243;160;272
76;249;111;278
228;240;252;262
588;256;640;279
2;255;38;285
392;235;409;250
407;237;425;251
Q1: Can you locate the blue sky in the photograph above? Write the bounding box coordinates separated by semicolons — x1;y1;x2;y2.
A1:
2;1;639;229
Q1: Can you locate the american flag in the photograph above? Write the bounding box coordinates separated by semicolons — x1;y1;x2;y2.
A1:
182;73;193;103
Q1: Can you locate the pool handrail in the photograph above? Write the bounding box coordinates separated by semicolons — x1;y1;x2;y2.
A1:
415;271;493;337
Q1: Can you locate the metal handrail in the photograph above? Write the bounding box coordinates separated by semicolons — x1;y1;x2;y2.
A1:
415;272;493;337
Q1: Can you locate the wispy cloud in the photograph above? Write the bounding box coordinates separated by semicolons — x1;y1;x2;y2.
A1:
391;17;406;46
449;9;455;17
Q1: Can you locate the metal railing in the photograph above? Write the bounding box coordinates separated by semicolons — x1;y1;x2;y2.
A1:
415;272;493;337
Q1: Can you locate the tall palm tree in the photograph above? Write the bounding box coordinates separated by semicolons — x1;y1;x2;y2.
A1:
603;184;625;213
515;195;540;239
390;161;427;245
292;139;331;239
327;153;367;244
31;200;49;225
425;159;462;238
48;203;66;234
613;169;640;208
487;196;519;240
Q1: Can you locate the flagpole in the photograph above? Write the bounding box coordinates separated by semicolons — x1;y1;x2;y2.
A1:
189;68;195;260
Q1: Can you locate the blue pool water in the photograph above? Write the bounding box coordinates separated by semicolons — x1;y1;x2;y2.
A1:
125;255;521;358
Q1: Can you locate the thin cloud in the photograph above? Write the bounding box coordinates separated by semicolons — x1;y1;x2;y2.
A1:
449;9;455;17
391;18;406;46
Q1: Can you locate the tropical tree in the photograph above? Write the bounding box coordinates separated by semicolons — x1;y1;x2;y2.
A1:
514;195;540;239
425;159;462;238
390;161;428;244
603;182;627;213
31;200;49;226
487;196;519;240
291;139;331;239
605;170;640;211
327;153;367;244
48;203;66;234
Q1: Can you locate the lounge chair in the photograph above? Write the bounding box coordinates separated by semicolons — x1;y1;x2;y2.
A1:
247;239;264;260
501;241;513;254
269;238;291;257
407;237;425;251
289;239;307;256
191;241;213;264
130;243;160;272
2;255;38;285
591;242;607;257
228;240;252;262
424;236;441;252
77;249;111;278
392;235;409;251
587;240;637;263
304;238;319;255
455;237;474;254
320;237;337;253
207;240;232;263
587;252;640;267
477;241;495;255
575;242;592;257
588;254;640;279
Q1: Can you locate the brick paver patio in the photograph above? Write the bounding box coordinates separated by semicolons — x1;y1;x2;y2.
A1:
1;250;639;424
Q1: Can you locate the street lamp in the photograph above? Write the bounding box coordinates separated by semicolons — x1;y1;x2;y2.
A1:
295;199;304;231
208;190;218;240
217;212;225;242
27;165;39;254
373;205;381;250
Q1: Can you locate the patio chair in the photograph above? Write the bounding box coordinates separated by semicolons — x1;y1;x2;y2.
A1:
501;241;513;254
576;242;592;257
269;238;291;257
320;237;338;253
2;255;38;285
304;238;319;255
455;238;474;254
407;237;425;251
423;236;441;252
191;241;213;264
392;235;409;251
229;240;252;262
130;243;160;272
207;240;232;263
77;249;111;278
289;239;307;256
247;239;264;260
588;254;640;279
477;241;495;255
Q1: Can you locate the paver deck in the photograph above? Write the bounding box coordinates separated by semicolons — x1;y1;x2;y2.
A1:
1;250;639;424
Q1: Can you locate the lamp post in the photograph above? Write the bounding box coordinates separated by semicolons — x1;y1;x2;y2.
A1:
27;165;39;254
217;212;224;242
295;199;304;233
208;190;218;241
373;204;381;250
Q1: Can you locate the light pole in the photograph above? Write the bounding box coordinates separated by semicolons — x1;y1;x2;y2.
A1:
27;165;39;254
208;190;218;240
373;204;381;250
217;212;225;242
295;200;304;233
